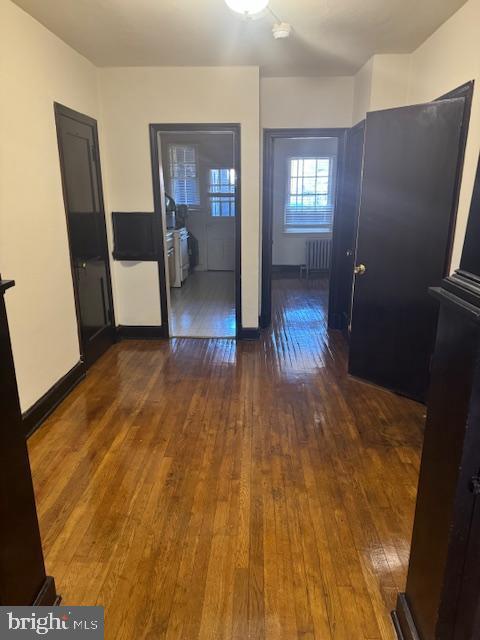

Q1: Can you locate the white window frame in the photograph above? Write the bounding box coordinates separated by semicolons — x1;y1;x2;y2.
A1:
284;155;336;234
168;143;200;209
208;168;236;218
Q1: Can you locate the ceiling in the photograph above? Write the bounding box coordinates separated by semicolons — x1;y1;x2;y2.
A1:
12;0;467;76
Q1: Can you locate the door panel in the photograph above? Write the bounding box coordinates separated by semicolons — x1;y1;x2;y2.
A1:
206;218;235;271
329;121;365;333
56;105;115;367
349;99;465;401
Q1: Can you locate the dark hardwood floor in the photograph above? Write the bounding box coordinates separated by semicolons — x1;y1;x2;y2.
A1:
28;276;424;639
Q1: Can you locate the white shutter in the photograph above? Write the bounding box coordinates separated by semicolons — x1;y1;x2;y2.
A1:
168;145;200;206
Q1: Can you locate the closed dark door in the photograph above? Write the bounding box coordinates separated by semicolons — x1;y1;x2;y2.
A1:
55;104;115;368
349;99;465;401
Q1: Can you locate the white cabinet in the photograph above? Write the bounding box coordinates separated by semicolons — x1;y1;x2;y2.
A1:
172;228;189;288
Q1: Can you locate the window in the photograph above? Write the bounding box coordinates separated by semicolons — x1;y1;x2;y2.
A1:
168;144;200;207
285;157;335;232
209;168;236;217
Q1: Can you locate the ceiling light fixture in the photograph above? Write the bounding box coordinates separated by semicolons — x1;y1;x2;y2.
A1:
225;0;269;17
272;22;291;39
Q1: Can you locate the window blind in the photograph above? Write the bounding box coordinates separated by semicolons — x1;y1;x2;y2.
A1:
168;144;200;207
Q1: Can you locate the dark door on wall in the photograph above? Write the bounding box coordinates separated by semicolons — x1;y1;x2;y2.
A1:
348;99;465;401
453;490;480;638
55;103;115;368
329;120;365;334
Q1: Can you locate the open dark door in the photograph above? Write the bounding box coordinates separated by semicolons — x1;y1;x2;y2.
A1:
55;103;115;368
329;120;365;334
349;99;465;401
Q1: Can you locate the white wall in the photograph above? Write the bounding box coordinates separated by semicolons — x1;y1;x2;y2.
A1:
370;54;410;113
352;54;410;124
0;0;101;411
261;77;354;129
352;59;374;125
99;66;260;328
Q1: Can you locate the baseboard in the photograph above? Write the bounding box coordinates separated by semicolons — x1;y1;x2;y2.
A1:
117;325;168;340
392;594;421;640
237;327;260;340
23;361;86;438
33;576;61;606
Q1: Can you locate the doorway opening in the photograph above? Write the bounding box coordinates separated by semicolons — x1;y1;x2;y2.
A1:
261;129;347;334
150;125;241;339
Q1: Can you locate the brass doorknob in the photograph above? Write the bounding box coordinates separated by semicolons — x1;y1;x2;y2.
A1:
354;264;366;275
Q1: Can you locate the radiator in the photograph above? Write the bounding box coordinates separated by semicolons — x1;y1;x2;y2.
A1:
305;238;332;275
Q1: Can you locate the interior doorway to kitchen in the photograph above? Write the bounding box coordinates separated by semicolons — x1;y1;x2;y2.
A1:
151;125;240;338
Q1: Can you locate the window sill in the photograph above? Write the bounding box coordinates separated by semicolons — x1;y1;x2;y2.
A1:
283;228;332;236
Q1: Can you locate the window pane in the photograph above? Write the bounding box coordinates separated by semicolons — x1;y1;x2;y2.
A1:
285;156;335;230
209;168;236;217
168;144;200;206
304;159;318;176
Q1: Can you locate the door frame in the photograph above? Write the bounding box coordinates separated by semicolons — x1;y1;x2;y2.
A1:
149;123;242;338
260;128;348;329
436;81;474;274
53;102;116;365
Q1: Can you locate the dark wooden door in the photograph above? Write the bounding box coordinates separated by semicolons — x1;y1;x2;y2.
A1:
453;490;480;639
349;99;465;401
55;104;115;368
329;120;365;334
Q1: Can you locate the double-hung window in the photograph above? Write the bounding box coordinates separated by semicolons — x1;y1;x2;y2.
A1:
168;144;200;207
285;157;335;233
209;168;236;217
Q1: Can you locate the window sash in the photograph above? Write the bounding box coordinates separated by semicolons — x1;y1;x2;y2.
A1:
285;156;335;230
209;168;236;217
168;144;200;207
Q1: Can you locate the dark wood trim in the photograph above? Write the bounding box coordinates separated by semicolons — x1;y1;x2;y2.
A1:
149;124;242;339
0;279;59;605
237;326;260;340
149;125;170;338
53;102;116;365
33;576;61;606
117;325;168;340
392;594;420;640
261;128;348;329
0;279;15;293
23;361;86;438
436;81;475;275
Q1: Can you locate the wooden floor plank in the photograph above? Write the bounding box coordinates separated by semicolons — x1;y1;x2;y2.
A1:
28;276;424;639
